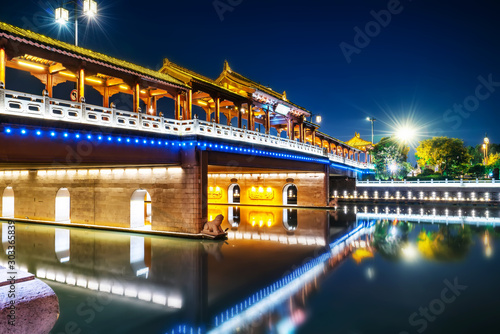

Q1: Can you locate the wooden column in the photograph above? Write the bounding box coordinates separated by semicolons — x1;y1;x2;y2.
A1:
152;96;158;115
312;130;316;146
133;83;141;113
0;48;5;86
103;86;110;108
247;103;253;130
187;90;193;120
175;93;182;120
287;118;292;139
299;122;304;142
264;110;270;134
78;69;85;102
206;108;211;122
227;110;232;126
237;105;242;128
46;74;53;98
214;97;220;124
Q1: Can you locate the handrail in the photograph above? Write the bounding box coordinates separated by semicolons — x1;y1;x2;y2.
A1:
0;88;374;170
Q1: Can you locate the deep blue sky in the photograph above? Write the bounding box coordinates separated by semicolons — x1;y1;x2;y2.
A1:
1;0;499;148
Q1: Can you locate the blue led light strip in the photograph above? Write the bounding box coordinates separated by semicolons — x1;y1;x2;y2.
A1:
3;126;335;164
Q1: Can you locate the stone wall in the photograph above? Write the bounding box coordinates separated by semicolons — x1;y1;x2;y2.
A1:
208;172;327;207
0;166;204;234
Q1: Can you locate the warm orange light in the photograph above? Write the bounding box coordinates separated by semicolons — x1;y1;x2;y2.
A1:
266;187;272;193
197;100;208;106
60;71;76;78
85;77;103;84
251;186;256;192
17;60;45;71
119;85;129;90
258;187;264;193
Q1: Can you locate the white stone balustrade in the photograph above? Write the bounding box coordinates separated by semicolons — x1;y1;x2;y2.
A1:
0;88;374;170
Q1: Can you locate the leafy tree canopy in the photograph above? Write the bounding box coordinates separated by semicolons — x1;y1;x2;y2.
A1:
415;137;471;177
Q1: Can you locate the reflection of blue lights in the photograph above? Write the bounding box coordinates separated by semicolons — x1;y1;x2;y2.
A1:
210;221;373;334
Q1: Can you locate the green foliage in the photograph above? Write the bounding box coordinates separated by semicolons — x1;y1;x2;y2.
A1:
468;164;486;178
415;137;471;177
372;136;411;180
420;168;435;176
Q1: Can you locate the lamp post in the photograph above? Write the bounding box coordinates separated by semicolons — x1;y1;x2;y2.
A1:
55;0;98;46
483;134;489;165
366;117;376;144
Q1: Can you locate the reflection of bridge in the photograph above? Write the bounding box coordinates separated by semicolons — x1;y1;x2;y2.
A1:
357;212;500;225
0;21;373;235
0;219;375;334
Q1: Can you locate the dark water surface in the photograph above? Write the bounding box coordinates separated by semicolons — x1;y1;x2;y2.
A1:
1;204;499;334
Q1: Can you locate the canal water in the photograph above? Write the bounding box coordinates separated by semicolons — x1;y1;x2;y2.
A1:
1;204;499;334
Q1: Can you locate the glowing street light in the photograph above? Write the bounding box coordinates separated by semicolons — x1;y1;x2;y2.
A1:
55;7;69;25
55;0;98;46
483;134;489;165
366;117;376;144
83;0;98;17
315;115;322;123
396;125;417;144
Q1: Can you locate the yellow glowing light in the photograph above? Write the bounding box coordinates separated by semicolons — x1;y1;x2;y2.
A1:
267;219;272;227
17;60;45;71
251;186;256;192
258;187;264;193
60;71;76;78
140;90;147;94
266;187;272;193
85;77;103;84
197;100;208;106
209;186;214;192
215;186;220;192
119;85;130;90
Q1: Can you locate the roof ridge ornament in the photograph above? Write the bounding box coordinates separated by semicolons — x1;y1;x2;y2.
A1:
282;91;287;101
224;60;232;73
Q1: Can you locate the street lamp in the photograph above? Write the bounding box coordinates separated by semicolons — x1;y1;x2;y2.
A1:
55;0;98;46
315;115;322;123
366;117;376;144
483;134;489;165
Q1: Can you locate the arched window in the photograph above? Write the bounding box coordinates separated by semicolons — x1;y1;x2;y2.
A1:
283;208;298;232
130;189;152;229
228;184;240;204
283;184;298;205
55;188;71;222
228;206;240;229
2;187;14;218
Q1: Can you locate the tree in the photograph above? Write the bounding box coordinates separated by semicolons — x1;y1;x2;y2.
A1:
487;153;500;174
415;137;471;177
468;164;486;178
372;136;411;180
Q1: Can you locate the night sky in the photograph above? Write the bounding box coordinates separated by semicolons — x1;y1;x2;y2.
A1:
1;0;499;150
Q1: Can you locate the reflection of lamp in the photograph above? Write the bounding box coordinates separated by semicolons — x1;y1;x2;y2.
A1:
484;231;492;257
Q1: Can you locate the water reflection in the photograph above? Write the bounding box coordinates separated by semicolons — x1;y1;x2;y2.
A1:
0;204;499;333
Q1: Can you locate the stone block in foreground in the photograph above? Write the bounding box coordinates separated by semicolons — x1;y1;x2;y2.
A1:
0;266;59;334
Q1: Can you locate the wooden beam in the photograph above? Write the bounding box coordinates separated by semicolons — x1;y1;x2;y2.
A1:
49;63;66;74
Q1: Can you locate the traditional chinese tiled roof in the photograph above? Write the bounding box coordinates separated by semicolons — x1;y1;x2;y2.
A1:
0;21;188;89
216;61;310;113
346;132;373;151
